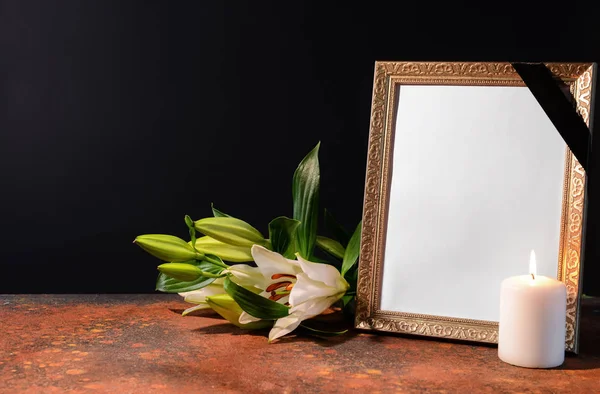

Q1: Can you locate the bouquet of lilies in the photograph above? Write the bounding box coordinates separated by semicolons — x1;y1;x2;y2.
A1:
134;142;361;342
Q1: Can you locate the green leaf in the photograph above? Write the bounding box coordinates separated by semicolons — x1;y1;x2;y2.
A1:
155;260;224;293
315;236;345;260
324;209;351;247
211;203;232;218
299;324;348;337
346;267;358;290
292;142;320;259
341;221;362;277
223;277;289;320
268;216;301;259
342;294;356;318
194;217;265;247
341;294;354;307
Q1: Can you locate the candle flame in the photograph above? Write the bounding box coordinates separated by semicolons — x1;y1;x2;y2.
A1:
529;249;536;279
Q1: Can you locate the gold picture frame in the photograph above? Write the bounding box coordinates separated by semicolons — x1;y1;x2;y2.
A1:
354;62;595;353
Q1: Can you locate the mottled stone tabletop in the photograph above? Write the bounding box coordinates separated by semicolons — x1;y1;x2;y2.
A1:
1;294;598;393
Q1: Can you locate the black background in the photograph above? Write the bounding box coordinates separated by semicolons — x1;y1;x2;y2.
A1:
1;1;599;294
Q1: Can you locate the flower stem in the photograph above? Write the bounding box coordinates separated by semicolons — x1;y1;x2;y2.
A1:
199;271;227;279
203;255;229;268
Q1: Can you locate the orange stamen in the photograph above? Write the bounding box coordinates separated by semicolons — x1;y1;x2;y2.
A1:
271;274;296;280
266;281;293;292
269;294;288;302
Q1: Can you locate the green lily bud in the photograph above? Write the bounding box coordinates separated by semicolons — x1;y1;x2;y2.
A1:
157;263;203;281
134;234;202;262
194;217;265;247
205;294;272;330
192;236;253;262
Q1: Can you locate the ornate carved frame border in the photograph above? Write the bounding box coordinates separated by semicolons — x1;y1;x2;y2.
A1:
354;62;595;353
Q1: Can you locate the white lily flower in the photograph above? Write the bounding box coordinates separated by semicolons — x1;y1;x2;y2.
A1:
269;254;349;342
238;245;303;325
179;258;285;318
238;245;349;342
178;278;227;316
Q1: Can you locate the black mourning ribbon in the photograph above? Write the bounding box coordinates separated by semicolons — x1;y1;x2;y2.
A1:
511;62;590;172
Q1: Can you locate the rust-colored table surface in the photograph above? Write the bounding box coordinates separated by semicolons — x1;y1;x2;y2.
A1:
1;295;599;393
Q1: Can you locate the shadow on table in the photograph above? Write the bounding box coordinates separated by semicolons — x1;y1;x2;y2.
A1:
192;323;271;336
190;322;361;347
170;307;360;346
261;330;361;347
559;354;600;371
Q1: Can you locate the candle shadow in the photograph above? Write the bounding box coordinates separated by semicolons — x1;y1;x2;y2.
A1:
557;354;600;371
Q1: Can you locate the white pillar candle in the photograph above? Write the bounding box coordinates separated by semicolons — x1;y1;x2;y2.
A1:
498;250;567;368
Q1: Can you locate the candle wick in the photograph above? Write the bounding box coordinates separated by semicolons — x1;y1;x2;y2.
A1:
531;273;535;280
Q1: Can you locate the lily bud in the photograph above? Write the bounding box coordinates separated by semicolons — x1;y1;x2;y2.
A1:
192;236;253;262
134;234;202;262
205;294;272;330
157;263;203;281
194;217;266;247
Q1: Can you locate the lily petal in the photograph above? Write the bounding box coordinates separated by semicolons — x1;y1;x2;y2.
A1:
182;303;212;316
179;289;201;297
239;311;262;324
270;296;342;341
288;273;338;307
268;314;303;342
290;295;341;317
296;254;348;289
227;264;266;289
251;245;302;279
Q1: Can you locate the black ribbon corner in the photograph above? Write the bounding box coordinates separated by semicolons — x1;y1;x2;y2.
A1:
511;62;591;172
